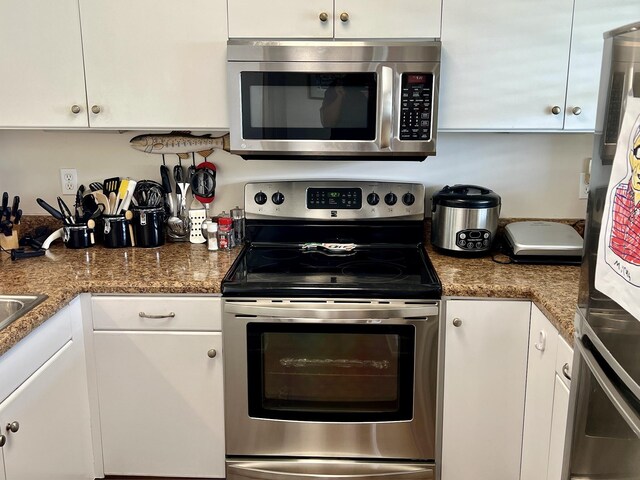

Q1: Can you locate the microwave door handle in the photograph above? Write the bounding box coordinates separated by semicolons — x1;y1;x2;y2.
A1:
377;65;393;150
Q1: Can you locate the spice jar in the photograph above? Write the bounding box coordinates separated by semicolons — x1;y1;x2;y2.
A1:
218;215;233;250
207;221;219;251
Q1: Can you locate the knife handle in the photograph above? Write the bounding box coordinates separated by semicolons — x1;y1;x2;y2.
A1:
36;198;64;222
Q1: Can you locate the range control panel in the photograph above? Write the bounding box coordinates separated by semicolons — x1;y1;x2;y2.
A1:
456;229;492;251
307;188;362;210
245;181;425;220
400;73;433;141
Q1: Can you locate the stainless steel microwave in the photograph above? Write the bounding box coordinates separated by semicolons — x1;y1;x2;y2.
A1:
227;40;441;161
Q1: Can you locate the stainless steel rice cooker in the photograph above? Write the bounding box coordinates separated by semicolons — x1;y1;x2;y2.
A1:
431;185;501;254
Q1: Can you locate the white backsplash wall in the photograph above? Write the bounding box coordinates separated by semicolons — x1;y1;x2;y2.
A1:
0;130;593;218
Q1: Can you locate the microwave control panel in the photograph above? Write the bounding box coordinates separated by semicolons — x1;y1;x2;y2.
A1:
400;73;433;141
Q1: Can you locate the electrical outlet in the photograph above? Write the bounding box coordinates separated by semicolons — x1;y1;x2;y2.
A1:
578;173;590;199
60;168;78;194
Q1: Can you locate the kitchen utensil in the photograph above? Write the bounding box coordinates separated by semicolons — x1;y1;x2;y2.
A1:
74;187;84;221
431;184;501;255
89;182;103;192
92;191;110;213
133;181;164;208
10;196;20;219
13;209;22;225
103;177;120;201
191;162;216;202
121;179;137;212
1;193;8;217
125;210;135;247
108;192;117;215
87;219;96;245
36;198;64;222
42;227;64;249
57;196;75;225
173;164;190;218
502;221;583;265
188;208;206;244
114;179;129;214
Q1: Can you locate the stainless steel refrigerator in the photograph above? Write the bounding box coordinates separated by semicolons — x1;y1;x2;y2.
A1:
566;21;640;479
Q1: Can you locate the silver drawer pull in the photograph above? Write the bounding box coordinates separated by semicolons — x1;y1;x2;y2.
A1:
562;362;571;381
139;311;176;319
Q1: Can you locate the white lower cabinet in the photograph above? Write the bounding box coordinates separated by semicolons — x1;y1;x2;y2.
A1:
547;376;570;480
91;296;224;478
0;340;94;480
441;299;531;480
0;299;94;480
520;305;560;480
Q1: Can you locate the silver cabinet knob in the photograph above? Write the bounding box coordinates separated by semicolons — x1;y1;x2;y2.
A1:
319;12;328;22
71;104;81;114
551;105;562;115
562;363;571;380
572;106;582;115
6;421;19;433
452;318;462;327
91;105;101;114
340;12;349;22
0;434;6;447
207;349;217;358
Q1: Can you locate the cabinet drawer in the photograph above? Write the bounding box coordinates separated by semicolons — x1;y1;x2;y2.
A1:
92;296;221;331
555;335;573;388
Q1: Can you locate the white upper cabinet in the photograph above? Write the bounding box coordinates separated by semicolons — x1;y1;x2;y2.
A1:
439;0;574;130
79;0;228;130
0;0;88;128
334;0;441;39
228;0;441;39
228;0;334;38
564;0;640;131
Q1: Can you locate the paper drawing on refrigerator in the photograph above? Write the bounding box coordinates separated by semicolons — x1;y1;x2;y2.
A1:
596;97;640;320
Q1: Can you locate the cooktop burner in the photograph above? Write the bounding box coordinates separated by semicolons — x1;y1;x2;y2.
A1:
222;244;441;299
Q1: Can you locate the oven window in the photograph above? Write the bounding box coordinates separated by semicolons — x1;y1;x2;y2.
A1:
240;72;377;141
246;323;415;422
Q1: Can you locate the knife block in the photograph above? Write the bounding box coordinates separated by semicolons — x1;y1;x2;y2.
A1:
0;226;19;251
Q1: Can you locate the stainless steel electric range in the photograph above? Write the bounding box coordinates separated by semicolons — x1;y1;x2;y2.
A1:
222;181;441;480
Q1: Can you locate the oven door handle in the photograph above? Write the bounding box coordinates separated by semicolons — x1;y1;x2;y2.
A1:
575;337;640;438
225;302;438;319
227;460;434;480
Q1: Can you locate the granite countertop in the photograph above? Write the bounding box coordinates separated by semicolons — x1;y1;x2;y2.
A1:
1;221;580;357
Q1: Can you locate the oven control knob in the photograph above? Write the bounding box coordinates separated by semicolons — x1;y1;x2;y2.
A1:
254;192;268;205
367;192;380;205
402;193;415;206
384;193;397;206
272;192;285;205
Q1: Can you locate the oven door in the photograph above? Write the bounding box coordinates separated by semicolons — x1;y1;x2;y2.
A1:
568;334;640;478
227;61;438;160
223;299;439;461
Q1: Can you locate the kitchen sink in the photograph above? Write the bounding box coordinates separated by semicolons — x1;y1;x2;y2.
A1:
0;295;48;331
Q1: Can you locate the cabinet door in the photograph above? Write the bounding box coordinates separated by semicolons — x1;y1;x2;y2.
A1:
0;341;94;480
79;0;228;129
229;0;333;39
564;0;640;131
94;331;224;478
439;0;574;130
0;451;5;480
520;306;560;480
334;0;441;39
546;375;570;480
442;300;530;480
0;0;88;127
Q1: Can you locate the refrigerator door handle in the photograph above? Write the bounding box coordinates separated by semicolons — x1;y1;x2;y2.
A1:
576;338;640;437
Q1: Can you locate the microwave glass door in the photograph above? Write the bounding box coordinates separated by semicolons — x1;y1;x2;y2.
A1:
241;72;378;141
246;322;415;422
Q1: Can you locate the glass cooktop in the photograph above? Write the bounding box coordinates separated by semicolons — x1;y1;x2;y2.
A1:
222;243;441;299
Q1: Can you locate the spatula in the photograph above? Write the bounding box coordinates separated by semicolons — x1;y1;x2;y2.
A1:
114;179;130;214
103;177;120;202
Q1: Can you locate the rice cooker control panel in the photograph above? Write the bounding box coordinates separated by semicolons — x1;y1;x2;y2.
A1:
456;229;492;251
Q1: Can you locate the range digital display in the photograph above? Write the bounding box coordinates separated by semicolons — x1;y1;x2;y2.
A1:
307;188;362;209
